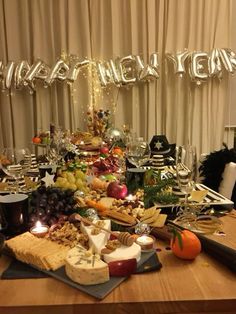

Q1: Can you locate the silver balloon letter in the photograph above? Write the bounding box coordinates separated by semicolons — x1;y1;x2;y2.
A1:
118;55;136;85
67;58;89;82
208;49;222;77
136;53;159;81
189;52;208;84
166;50;190;76
219;48;236;73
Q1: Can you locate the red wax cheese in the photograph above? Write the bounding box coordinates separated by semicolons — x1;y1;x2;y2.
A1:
108;258;137;277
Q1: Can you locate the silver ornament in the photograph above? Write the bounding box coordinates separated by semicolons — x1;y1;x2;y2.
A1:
135;222;151;235
105;127;125;145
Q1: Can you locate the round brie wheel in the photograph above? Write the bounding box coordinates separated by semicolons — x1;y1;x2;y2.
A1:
103;242;141;263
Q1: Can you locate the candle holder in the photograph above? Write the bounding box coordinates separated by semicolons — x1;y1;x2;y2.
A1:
30;223;49;238
136;234;155;251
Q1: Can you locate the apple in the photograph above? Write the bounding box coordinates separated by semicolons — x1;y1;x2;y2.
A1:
108;258;137;277
107;181;128;199
100;146;109;154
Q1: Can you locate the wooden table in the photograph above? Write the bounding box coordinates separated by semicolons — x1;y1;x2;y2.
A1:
0;213;236;314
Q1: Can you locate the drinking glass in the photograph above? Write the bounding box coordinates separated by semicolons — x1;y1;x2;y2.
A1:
0;148;32;193
126;138;151;168
46;130;68;166
175;145;197;227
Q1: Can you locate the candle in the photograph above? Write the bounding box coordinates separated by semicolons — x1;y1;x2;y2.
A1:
125;194;136;201
30;221;49;238
136;235;154;251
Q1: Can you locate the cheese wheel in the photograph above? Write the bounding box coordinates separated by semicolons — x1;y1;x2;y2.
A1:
103;242;141;263
65;246;109;285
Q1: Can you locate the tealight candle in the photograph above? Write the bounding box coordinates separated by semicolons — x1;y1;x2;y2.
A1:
125;194;136;201
136;235;154;251
30;221;49;238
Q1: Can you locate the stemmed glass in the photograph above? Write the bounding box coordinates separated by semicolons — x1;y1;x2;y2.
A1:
46;129;68;167
126;138;151;168
175;145;197;227
0;148;32;193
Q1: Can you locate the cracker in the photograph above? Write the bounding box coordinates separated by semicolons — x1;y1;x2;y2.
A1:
150;214;168;228
140;205;158;222
141;209;161;224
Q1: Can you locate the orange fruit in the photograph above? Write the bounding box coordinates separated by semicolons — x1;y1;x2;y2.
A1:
170;229;201;260
112;147;123;156
32;136;41;144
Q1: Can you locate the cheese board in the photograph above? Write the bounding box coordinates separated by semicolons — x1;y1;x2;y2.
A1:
35;250;159;299
3;218;162;300
2;249;161;299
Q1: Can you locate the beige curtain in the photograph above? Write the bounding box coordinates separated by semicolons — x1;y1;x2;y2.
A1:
0;0;233;158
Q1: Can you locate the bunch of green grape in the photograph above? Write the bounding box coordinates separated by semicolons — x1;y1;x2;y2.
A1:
54;169;89;192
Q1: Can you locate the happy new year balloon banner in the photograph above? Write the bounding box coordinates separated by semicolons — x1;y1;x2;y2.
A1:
0;48;236;93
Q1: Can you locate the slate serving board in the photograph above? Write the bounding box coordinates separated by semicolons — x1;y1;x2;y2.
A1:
2;250;161;300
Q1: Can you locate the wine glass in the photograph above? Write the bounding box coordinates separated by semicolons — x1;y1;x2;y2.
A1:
126;138;151;168
0;148;32;193
175;145;197;227
46;130;68;167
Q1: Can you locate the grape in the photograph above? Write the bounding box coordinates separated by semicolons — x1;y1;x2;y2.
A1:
29;213;38;223
38;185;46;194
39;199;47;208
28;186;77;227
45;205;52;215
40;193;47;200
48;216;58;226
37;208;45;217
65;189;74;197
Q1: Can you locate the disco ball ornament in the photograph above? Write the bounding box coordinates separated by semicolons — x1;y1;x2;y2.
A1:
135;222;151;235
105;127;125;145
86;208;99;221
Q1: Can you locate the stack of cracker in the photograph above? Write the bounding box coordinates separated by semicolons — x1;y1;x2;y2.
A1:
5;232;70;271
140;206;167;228
151;155;165;171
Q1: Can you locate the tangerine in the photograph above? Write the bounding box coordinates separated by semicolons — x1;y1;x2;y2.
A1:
112;147;123;156
32;136;41;144
170;229;201;260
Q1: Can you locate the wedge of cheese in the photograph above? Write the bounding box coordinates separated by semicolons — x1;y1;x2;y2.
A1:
102;242;141;264
80;220;111;254
65;246;109;285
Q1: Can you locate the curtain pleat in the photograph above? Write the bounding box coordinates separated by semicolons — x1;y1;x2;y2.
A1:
0;0;234;157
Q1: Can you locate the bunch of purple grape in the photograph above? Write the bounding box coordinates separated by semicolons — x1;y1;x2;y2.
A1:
28;185;77;227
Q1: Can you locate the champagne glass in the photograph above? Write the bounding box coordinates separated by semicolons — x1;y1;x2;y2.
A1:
175;145;197;227
0;148;32;193
126;138;151;168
